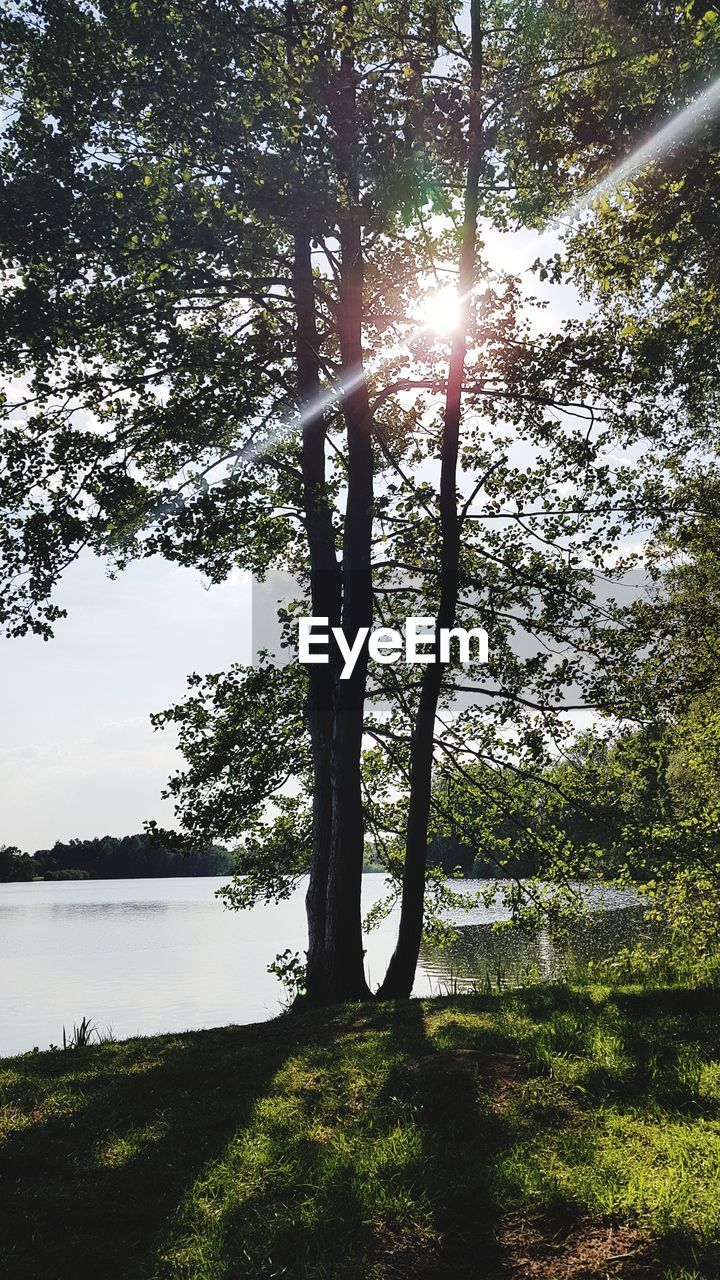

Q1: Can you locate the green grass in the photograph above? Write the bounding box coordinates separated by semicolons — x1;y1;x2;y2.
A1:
2;986;720;1278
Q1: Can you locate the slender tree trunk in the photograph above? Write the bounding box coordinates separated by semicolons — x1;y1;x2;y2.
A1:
323;22;373;1001
378;0;484;1000
292;227;341;1004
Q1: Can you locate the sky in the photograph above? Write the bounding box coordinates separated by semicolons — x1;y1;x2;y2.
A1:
0;555;252;851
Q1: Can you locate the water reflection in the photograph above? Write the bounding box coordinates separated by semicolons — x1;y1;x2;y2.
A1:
419;904;654;992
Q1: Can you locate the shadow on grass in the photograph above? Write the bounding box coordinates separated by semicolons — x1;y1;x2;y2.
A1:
2;987;720;1278
0;1022;302;1280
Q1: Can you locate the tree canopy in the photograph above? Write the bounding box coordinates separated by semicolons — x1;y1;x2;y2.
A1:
2;0;720;1000
0;834;233;880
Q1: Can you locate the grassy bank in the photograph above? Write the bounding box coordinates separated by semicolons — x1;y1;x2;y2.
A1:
2;986;720;1279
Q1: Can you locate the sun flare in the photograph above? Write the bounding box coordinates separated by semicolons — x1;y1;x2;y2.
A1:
414;285;462;335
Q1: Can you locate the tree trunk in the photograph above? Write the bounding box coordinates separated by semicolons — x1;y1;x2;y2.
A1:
323;26;373;1002
292;226;341;1004
378;0;484;1000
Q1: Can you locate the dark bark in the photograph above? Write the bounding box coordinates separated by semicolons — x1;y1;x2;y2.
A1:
323;26;374;1001
378;0;484;1000
292;227;341;1004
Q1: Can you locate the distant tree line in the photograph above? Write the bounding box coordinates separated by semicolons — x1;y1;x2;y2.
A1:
0;834;233;882
426;832;536;881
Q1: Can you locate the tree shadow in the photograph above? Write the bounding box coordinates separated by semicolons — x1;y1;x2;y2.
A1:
371;990;720;1278
3;988;720;1279
165;1003;437;1279
0;1022;302;1280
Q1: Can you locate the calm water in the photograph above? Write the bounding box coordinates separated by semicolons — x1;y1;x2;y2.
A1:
0;875;648;1057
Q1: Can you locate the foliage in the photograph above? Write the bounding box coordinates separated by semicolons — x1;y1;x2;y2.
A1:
43;868;90;881
0;845;35;882
267;949;307;1005
0;833;234;882
150;660;312;905
2;0;720;991
62;1016;96;1050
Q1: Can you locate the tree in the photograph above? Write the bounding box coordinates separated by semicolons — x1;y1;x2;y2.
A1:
31;833;234;879
2;0;445;1000
2;0;720;1002
0;845;35;882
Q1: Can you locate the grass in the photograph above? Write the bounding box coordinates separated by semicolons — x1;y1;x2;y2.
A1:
2;986;720;1278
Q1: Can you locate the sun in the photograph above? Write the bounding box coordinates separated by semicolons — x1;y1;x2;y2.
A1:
413;285;462;336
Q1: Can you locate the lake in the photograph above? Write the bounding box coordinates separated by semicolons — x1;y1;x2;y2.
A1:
0;875;649;1057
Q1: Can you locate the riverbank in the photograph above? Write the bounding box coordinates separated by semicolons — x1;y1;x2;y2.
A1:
0;876;646;1055
2;985;719;1279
